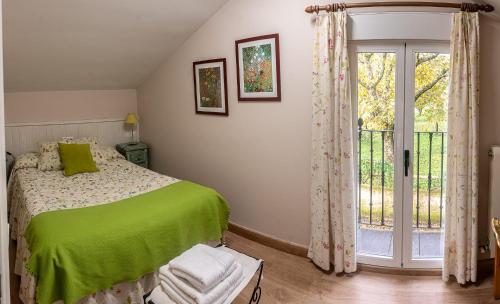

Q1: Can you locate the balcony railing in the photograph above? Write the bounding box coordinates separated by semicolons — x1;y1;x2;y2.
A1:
357;129;447;229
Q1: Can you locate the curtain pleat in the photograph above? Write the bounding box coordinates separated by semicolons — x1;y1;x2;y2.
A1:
443;11;479;284
308;11;356;273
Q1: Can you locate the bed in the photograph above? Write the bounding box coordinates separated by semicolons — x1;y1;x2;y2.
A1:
8;150;229;304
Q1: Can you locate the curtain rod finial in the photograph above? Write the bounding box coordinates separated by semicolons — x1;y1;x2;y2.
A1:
483;4;495;12
462;3;495;12
305;5;320;13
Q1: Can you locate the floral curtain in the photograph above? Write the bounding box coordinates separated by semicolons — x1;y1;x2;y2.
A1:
443;11;479;284
308;10;356;273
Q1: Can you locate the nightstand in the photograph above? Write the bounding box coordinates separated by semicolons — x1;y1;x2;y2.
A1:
116;142;149;168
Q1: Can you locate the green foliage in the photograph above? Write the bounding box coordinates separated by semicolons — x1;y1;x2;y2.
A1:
414;53;450;132
357;53;396;131
355;51;450;228
358;131;394;187
358;194;444;228
357;52;450;132
358;131;447;228
358;131;446;191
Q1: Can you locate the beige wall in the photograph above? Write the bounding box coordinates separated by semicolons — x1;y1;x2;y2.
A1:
139;0;313;246
479;15;500;247
138;0;500;247
5;89;137;124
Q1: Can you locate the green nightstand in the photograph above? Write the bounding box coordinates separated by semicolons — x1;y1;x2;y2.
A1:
116;142;149;168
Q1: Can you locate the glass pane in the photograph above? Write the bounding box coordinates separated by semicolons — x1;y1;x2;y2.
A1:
356;52;396;257
412;52;450;259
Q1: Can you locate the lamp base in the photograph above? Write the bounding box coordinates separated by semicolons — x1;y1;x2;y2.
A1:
130;128;137;143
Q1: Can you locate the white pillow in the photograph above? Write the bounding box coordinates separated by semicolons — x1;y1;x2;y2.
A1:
37;139;72;171
91;145;124;165
70;136;99;145
13;152;39;171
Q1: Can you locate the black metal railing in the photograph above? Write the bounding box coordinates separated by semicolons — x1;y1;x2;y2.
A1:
357;129;447;229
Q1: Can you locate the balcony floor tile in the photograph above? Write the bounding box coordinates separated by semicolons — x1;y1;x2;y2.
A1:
357;227;443;259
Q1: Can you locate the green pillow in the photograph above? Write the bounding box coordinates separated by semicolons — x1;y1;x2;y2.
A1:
58;143;99;176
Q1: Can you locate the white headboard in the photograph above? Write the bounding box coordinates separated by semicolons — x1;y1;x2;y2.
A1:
5;118;139;156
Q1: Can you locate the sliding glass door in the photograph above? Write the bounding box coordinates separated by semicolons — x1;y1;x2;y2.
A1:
351;41;450;268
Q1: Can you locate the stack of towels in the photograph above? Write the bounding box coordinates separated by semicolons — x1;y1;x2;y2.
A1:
159;244;244;304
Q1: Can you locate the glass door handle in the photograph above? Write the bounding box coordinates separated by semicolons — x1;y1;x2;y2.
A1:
404;150;410;177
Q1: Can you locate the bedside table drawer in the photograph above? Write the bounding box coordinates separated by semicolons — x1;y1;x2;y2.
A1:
135;161;148;168
128;150;146;163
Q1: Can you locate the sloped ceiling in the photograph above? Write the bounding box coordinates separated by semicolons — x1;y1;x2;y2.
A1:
3;0;228;92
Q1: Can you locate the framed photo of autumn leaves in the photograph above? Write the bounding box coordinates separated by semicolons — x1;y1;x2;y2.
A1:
193;58;229;116
193;33;281;116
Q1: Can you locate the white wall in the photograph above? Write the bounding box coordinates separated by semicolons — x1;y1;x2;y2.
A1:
5;89;137;124
139;0;313;245
138;0;500;247
479;15;500;248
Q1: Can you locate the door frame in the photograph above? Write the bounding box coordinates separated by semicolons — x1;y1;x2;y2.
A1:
351;40;449;269
350;41;406;268
401;41;450;269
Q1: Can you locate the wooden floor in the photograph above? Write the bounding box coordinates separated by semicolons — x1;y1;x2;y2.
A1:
226;232;498;304
10;232;500;304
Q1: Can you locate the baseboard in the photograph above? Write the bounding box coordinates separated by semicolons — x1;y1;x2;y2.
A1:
228;222;494;278
359;259;493;277
228;222;308;257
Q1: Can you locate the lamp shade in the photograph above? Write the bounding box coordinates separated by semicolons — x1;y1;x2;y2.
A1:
124;113;138;125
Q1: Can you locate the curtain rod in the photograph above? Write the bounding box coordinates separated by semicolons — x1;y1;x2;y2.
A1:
305;2;495;13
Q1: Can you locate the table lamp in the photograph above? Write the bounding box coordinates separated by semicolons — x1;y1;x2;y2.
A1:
124;113;138;143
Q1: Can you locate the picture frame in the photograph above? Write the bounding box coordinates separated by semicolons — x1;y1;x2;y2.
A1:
235;33;281;102
193;58;229;116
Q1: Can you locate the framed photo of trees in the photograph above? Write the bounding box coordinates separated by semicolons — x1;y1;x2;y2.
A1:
193;58;229;115
235;34;281;101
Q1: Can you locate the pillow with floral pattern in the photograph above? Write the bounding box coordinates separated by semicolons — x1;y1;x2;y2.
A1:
70;136;99;145
91;145;124;165
37;139;72;171
38;137;100;171
13;152;39;171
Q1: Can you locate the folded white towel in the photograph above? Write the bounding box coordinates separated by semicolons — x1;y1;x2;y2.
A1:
148;285;175;304
162;244;236;292
160;262;244;304
161;280;190;304
159;263;238;304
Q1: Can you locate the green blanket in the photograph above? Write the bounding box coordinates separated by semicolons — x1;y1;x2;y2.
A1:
25;181;229;304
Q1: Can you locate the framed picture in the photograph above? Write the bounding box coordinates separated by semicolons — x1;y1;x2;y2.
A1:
235;34;281;101
193;58;229;116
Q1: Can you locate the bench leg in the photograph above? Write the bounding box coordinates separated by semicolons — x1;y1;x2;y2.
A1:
249;262;264;304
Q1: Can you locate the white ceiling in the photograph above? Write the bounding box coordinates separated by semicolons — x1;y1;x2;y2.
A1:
3;0;228;92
